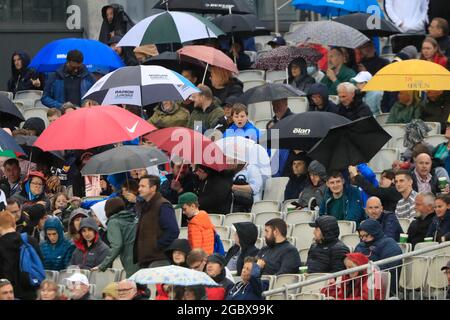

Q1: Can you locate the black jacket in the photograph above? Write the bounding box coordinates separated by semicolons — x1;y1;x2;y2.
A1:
286;57;316;93
376;211;403;242
306;216;350;273
307;83;338;113
195;171;233;214
360;56;389;76
98;4;134;44
164;239;191;267
284;174;308;201
407;212;436;249
257;240;301;275
427;210;450;243
211;268;235;296
337;94;373;121
7;51;43;94
160;171;197;205
211;78;244;105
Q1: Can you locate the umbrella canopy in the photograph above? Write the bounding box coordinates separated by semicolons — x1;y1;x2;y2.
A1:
0;95;25;129
308;117;392;172
33;106;156;152
144;127;228;171
333;13;401;37
237;83;305;105
83;65;200;106
291;0;382;17
0;129;25;156
363;59;450;92
211;14;270;38
117;11;224;47
15;135;64;168
130;265;218;286
81;145;169;176
260;112;351;150
29;38;124;73
285;20;370;49
143;51;205;73
254;45;323;71
178;45;238;74
153;0;254;14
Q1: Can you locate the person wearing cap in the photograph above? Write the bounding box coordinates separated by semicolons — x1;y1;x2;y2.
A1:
441;260;450;299
178;192;215;255
321;47;356;96
351;71;383;116
420;90;450;134
357;42;390;76
267;36;286;49
133;44;159;64
286;57;316;93
66;273;91;300
206;253;235;296
70;217;111;270
149;100;190;129
307;216;350;273
41;49;95;109
336;82;373;121
307;83;338;113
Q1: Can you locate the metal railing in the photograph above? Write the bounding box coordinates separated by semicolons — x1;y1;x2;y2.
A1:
263;241;450;300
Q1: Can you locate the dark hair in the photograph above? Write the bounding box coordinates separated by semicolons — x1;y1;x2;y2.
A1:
327;171;344;181
186;248;208;266
394;170;413;180
435;193;450;205
432;17;449;36
243;256;258;264
381;169;395;181
122;179;139;194
231;103;248;116
105;197;126;219
6;197;21;207
67;50;83;63
139;175;160;192
265;218;287;237
3;158;19;168
183;285;206;300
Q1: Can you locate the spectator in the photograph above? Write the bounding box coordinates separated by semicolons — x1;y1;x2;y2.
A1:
40;217;75;271
357;41;390;76
25;204;48;244
51;192;72;230
266;98;294;129
149;100;190;129
336;82;373;121
17;171;49;211
223;103;260;142
349;168;402;213
267;36;286;49
284;153;309;201
408;192;436;248
387;91;422;124
120;179;139;211
187;85;225;132
66;273;91;300
286;57;316;93
226;256;263;300
107;35;138;66
321;47;356;95
206;254;235;296
164;239;191;267
428;17;450;57
182;285;206;300
229;40;252;71
209;66;243;105
420;36;448;68
433;116;450;174
351;71;383;116
180;68;200;113
420;91;450;133
97;197;139;278
307;83;338;113
394;170;418;219
102;282;118;300
38;279;67;300
134;175;179;268
295;160;327;210
7;51;43;95
0;279;14;300
41;50;95;109
117;279;149;300
224;222;259;276
187;248;208;272
70;217;111;269
230;162;263;211
410;153;441;194
384;0;429;33
365;197;403;242
2;158;22;197
319;171;366;226
6;198;31;234
134;45;159;64
442;261;450;300
307;216;350;273
257;218;301;276
98;4;133;44
61;102;77;115
46;108;61;125
178;192;215;255
427;194;450;242
67;208;89;242
160;161;196;206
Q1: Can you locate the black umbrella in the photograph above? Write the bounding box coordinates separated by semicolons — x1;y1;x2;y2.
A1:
15;135;65;168
0;95;25;129
212;14;270;38
307;116;392;172
81;145;169;176
333;13;401;37
143;51;206;73
153;0;254;14
237;83;305;105
260;112;351;150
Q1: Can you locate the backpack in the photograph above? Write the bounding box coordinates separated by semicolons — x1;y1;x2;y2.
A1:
19;233;45;287
213;231;225;256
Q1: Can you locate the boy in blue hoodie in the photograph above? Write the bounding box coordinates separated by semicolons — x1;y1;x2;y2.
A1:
223;103;260;142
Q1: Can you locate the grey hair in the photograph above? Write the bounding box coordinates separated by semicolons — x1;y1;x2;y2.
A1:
119;279;137;289
417;192;436;206
337;82;357;94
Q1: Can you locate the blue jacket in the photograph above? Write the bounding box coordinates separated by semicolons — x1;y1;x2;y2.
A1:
356;163;378;208
427;210;450;242
223;121;260;142
40;217;75;271
307;83;338;113
319;184;366;226
41;64;95;109
226;263;263;300
377;211;403;242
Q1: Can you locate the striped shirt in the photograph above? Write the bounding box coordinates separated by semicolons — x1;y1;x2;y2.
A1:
395;190;418;219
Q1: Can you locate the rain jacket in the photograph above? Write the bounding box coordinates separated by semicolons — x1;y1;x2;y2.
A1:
211;77;244;105
7;51;43;94
257;240;301;276
320;64;356;95
375;211;404;242
164;239;191;267
226;263;263;300
286;57;316;93
336;94;373;121
98;4;134;44
70;218;111;269
386;101;422;124
187;101;225;132
98;210;139;277
195;171;233;215
41;64;95;109
307;83;338;113
407;212;436;248
307;216;350;273
223;121;260;143
149;103;190;129
297;160;327;208
40;217;75;271
188;210;215;255
427;210;450;243
420;91;450;134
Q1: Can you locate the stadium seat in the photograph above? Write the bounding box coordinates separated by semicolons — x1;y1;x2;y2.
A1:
291;223;315;249
301;273;331;294
251;200;280;214
215;226;231;239
423;134;447;147
368;148;399;172
287;96;309;113
290;292;326;300
0;91;13;100
272;78;285;84
390;137;407;154
375;113;390;126
266;293;287;300
426;255;450;298
248;101;273;122
223;212;253;226
263;177;289;202
285;210;315;224
298;248;309;265
272;274;304;294
179;227;188;239
382;124;406;147
254;35;273;51
398;242;412;254
255;237;265;249
254;119;271;129
253;211;282;226
89;268;122;299
281;199;297;213
13;101;26;115
112;256;124;270
399;256;429;291
266;70;287;82
414;242;439;255
209;214;225;226
45;270;59;282
337;220;356;236
424;122;441;135
244;51;257;64
237;69;265;82
15;90;43;100
289;21;307;32
286;236;297;247
243;79;266;92
23;107;49;127
397;218;411;234
340;233;361;248
34;99;48;108
221;239;234;252
261;274;276;291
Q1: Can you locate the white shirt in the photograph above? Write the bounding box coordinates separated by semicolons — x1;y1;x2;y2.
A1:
385;0;429;33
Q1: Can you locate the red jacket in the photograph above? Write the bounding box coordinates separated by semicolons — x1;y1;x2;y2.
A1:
321;272;384;300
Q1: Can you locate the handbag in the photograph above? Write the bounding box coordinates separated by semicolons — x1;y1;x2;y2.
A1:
231;174;254;212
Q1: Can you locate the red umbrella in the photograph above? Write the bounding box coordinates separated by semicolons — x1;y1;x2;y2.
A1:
178;45;239;74
34;106;156;151
144;127;229;171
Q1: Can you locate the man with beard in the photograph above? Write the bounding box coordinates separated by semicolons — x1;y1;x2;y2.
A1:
187;85;224;132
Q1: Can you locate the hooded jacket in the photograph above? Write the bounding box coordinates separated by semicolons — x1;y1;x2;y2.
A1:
286;57;316;93
187;100;225;132
376;211;403;242
164;239;192;267
307;216;350;273
149;103;190;129
427;210;450;243
226;263;263;300
211;77;244;106
70;217;111;269
307;83;338;113
336;93;373;121
7;51;43;94
40;217;75;271
224;222;259;276
188;210;215;255
297;160;327;208
257;240;301;276
98;210;139;277
99;4;134;44
407;212;436;248
195;170;233;215
386;101;422;124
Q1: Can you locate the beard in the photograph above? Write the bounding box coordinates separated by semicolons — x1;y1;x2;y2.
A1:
265;236;275;247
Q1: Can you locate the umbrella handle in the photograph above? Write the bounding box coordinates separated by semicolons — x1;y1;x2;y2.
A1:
26;149;32;177
175;159;184;182
202;63;209;85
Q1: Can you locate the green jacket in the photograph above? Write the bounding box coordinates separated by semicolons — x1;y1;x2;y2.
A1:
149;103;190;129
99;210;139;277
320;64;356;95
187;101;224;132
386;102;422;124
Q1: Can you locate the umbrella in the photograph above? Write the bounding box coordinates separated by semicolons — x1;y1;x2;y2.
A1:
333;13;401;37
117;11;224;47
308;117;392;172
237;83;305;105
143;51;205;73
153;0;254;14
285;20;370;49
254;45;323;71
211;14;270;38
130;265;218;286
14;135;64;168
0;129;25;157
291;0;382;17
81;145;169;176
29;38;124;73
178;45;239;74
0;95;25;129
363;59;450;92
83;65;200;106
260;112;351;150
33;106;156;152
144;127;228;171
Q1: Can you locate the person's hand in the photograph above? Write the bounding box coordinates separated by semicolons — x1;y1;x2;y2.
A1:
46;176;61;192
37;201;47;207
326;68;337;82
348;165;358;178
441;184;450;194
122;191;137;203
53;209;62;216
256;259;266;269
31;78;41;88
170;179;183;193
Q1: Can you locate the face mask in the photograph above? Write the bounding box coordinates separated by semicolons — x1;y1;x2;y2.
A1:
307;66;317;75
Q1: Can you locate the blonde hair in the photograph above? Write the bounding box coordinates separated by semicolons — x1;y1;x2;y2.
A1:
421;37;445;58
38;280;61;300
0;210;16;229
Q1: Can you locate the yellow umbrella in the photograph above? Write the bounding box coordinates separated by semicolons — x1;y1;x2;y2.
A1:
363;59;450;92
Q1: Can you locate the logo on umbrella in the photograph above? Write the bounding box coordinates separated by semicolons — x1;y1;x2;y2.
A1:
56;54;67;59
148;73;169;80
293;128;311;135
114;90;135;99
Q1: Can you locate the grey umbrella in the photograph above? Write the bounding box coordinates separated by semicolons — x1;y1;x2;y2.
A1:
285;20;370;49
236;83;305;105
81;145;169;176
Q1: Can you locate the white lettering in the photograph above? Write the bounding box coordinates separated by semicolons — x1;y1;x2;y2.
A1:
66;5;81;30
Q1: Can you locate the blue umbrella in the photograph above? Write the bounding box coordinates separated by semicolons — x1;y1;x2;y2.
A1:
291;0;383;17
29;38;125;73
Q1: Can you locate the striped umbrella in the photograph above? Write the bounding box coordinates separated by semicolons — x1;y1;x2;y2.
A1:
117;11;225;47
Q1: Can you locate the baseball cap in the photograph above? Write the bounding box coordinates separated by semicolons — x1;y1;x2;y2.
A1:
441;261;450;271
351;71;373;84
66;273;89;286
267;36;286;46
175;192;198;209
